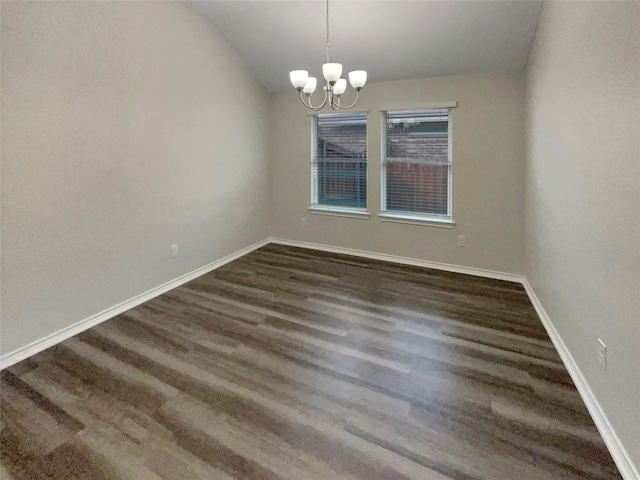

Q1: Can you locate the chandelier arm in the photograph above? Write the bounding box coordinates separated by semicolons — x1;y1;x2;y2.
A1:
329;89;339;110
299;90;328;111
333;90;360;110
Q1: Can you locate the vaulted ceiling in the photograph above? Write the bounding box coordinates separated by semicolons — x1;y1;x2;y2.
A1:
180;1;543;92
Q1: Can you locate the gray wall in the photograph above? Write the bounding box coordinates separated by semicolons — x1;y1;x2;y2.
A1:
1;1;270;354
269;72;526;274
525;0;640;470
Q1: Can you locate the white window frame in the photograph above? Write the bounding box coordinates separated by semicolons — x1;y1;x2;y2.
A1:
309;111;370;219
379;104;456;228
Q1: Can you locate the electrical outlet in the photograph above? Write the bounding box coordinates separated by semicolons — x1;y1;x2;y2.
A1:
597;338;607;371
170;244;178;258
300;217;308;227
457;235;466;247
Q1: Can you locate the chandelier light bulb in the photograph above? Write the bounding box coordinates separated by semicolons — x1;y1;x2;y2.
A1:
303;77;317;95
348;70;367;90
290;70;309;90
333;78;347;96
322;63;343;84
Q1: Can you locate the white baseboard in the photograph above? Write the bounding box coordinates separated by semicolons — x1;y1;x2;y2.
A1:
0;238;270;370
522;278;639;480
268;237;524;284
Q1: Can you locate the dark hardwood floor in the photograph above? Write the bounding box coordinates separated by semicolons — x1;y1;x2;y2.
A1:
0;244;622;479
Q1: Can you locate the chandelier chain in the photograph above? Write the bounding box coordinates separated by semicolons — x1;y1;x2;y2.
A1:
325;0;330;63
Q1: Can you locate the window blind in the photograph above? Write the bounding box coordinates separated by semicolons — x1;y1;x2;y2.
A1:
383;109;450;216
313;112;367;209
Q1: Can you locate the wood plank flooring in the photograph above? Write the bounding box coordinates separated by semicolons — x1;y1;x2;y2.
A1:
0;244;622;479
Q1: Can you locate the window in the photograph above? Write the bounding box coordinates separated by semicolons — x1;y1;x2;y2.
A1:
312;112;367;211
381;108;453;224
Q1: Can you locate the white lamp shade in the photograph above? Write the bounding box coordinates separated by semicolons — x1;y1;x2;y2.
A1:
303;77;317;94
333;78;347;96
290;70;309;89
348;70;367;89
322;63;343;83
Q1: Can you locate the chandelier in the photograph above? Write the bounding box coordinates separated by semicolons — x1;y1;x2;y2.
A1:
289;0;367;111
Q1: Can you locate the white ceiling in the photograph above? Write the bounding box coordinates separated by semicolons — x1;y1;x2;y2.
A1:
179;0;543;92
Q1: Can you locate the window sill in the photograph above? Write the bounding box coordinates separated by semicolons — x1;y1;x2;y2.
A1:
308;206;371;220
378;213;455;228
